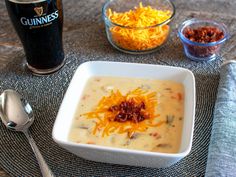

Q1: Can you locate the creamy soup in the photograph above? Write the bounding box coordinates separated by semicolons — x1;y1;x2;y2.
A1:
68;76;184;153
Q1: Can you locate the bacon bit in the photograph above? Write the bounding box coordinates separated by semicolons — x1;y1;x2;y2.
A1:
177;92;182;101
87;141;95;145
95;78;101;82
171;93;183;101
149;132;161;139
109;100;147;123
82;94;90;100
156;143;172;148
152;132;158;137
183;26;225;58
84;88;162;137
107;2;171;51
183;26;224;43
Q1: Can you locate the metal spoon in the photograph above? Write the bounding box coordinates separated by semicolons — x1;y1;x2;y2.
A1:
0;89;54;177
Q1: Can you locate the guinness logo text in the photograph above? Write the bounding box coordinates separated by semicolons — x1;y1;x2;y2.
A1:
20;10;59;27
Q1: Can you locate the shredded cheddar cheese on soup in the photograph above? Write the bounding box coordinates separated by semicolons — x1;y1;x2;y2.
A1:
84;88;164;137
107;2;171;51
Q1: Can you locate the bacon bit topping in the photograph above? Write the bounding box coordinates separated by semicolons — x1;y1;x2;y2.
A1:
84;88;163;137
107;2;171;51
177;92;182;101
183;26;224;43
171;92;183;101
156;143;172;148
87;141;95;145
150;132;161;139
183;26;225;58
108;100;148;123
95;78;101;82
82;94;90;100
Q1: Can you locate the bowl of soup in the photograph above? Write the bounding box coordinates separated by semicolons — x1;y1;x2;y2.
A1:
52;61;195;168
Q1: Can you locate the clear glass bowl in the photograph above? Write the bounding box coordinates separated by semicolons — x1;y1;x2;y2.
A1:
178;19;230;62
102;0;175;54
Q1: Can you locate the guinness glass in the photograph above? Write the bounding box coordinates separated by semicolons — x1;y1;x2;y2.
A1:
5;0;65;75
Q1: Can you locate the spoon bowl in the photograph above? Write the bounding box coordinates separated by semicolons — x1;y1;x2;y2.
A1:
0;90;34;131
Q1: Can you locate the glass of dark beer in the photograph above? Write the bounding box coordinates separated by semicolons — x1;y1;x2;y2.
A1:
5;0;65;75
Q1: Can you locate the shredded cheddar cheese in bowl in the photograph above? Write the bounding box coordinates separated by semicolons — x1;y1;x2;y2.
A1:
103;0;175;53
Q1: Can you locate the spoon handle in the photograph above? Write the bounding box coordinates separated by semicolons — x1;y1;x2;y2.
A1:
24;130;54;177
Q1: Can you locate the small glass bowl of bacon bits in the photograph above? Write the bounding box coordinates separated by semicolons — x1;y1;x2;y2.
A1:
102;0;175;54
178;19;230;61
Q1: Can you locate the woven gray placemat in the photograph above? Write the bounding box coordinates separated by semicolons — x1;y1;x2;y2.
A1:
0;51;219;177
0;1;236;176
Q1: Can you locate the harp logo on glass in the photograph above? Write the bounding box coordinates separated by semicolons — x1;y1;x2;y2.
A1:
34;7;44;17
20;6;58;27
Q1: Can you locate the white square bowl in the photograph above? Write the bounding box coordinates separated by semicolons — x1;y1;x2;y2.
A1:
52;61;195;168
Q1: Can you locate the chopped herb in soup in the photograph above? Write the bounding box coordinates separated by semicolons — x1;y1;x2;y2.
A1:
68;76;184;153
